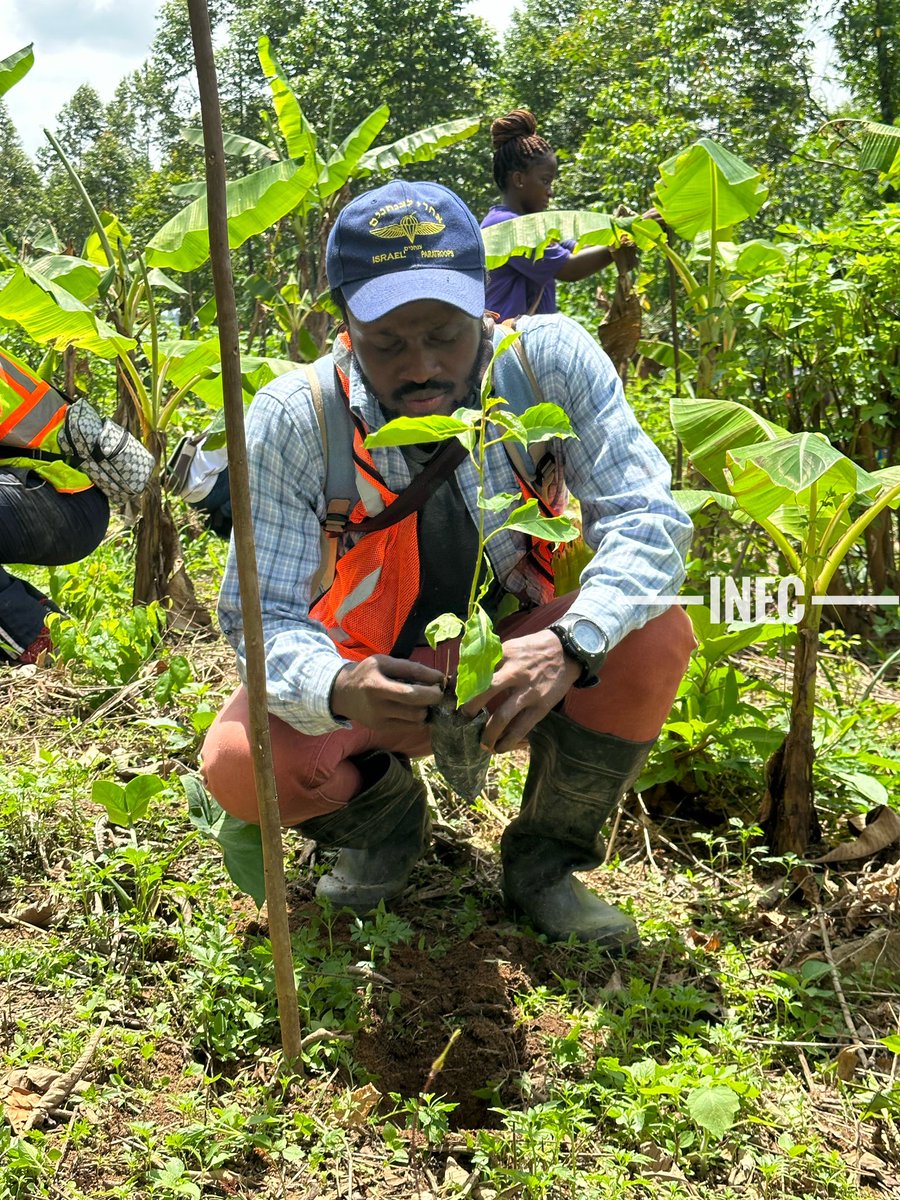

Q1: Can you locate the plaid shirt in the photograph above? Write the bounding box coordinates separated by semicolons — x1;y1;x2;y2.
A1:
218;313;693;734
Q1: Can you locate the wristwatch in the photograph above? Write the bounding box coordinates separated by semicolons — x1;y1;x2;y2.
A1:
549;615;609;689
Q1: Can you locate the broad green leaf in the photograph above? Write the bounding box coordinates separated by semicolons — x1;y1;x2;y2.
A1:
92;779;125;824
881;1034;900;1054
147;159;317;273
674;488;736;515
671;396;787;491
831;770;889;807
30;255;102;303
455;605;502;708
184;776;266;908
482;210;617;270
258;36;318;165
425;613;464;649
180;125;278;163
320;106;391;196
734;239;787;276
364;413;474;449
146;268;188;296
0;44;34;97
357;116;481;176
518;402;576;442
856;121;900;174
83;211;131;266
726;434;859;523
501;498;580;543
686;1085;741;1138
0;265;135;357
655;138;768;239
637;338;697;376
867;465;900;509
122;773;165;824
478;491;520;512
491;409;528;444
688;606;795;661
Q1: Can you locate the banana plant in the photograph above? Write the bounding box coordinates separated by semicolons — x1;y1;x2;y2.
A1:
149;36;481;358
0;158;295;613
673;395;900;854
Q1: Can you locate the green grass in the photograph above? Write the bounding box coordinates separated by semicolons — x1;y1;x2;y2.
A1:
0;516;898;1199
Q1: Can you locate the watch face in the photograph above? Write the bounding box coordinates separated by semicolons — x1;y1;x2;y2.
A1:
572;619;606;656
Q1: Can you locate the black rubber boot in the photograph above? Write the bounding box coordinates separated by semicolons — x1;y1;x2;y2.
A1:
301;752;431;914
501;708;653;950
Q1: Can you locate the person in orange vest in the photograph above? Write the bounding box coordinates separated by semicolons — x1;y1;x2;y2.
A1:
203;180;695;952
0;349;109;664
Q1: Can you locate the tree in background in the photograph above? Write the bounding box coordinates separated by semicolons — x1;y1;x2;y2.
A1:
499;0;824;222
833;0;900;126
0;101;44;239
36;84;152;249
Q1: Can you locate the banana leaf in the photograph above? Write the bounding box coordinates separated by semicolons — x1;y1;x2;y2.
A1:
655;138;768;239
725;433;869;525
357;116;481;176
857;121;900;175
0;265;135;357
181;125;278;163
319;106;391;197
671;396;787;491
0;44;33;97
30;255;102;303
146;158;318;272
481;210;617;269
258;36;320;167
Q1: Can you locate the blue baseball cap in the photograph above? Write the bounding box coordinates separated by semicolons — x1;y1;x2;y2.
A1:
326;180;486;322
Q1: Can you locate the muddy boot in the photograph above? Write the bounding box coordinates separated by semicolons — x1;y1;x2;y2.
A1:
501;708;653;950
302;752;431;914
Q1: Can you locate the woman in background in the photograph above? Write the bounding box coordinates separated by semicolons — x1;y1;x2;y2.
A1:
481;109;640;321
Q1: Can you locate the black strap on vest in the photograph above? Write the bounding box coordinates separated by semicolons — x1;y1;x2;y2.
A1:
349;436;469;535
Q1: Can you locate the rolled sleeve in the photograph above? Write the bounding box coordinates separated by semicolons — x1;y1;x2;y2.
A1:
216;378;350;735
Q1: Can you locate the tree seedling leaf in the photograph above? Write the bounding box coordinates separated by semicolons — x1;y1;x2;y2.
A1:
184;777;266;908
686;1085;740;1138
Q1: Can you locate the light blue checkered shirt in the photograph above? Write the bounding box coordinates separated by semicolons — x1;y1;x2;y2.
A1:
218;313;693;735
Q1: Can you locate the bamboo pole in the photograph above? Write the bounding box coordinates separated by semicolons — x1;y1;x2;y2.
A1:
186;0;302;1068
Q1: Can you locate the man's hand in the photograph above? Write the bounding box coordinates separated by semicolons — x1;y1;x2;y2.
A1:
463;630;581;754
330;654;444;738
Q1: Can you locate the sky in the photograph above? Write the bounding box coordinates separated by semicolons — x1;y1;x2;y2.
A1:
3;0;846;160
2;0;521;157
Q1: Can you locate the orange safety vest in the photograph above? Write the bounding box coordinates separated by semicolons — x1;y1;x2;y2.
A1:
309;330;561;661
0;347;92;492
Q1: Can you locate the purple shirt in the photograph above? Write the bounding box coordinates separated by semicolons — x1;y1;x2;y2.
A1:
481;204;575;321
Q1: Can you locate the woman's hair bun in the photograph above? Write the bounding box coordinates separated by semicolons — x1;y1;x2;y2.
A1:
490;108;538;151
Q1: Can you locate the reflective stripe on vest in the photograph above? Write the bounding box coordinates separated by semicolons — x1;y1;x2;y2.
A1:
0;348;68;451
0;348;93;491
309;330;563;659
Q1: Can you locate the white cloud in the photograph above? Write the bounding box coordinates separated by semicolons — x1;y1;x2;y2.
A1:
3;0;164;156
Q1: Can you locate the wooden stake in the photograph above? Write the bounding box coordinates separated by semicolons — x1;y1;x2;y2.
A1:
186;0;302;1069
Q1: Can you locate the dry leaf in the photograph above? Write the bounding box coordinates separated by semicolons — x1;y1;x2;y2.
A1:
813;806;900;864
835;1045;861;1081
685;928;722;953
12;902;59;929
344;1082;381;1127
727;1149;755;1187
0;1071;47;1135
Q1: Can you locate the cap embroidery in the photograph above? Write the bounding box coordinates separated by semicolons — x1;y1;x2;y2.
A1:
369;208;446;244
